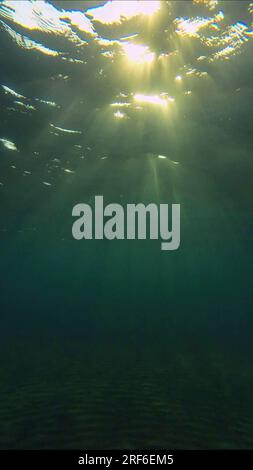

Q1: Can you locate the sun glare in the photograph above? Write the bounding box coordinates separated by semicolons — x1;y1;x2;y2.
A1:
114;110;126;119
87;1;161;25
121;43;155;64
134;94;171;107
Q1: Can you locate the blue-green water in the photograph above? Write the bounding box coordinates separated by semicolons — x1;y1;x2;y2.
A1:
0;0;253;449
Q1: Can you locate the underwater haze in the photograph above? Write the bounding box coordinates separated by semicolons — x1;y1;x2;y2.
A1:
0;0;253;449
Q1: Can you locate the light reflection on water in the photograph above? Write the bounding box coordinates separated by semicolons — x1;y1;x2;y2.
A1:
0;1;251;180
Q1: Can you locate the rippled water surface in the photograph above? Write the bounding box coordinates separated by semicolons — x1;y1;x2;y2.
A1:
0;0;253;449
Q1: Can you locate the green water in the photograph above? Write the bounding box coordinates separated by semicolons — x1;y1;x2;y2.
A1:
0;0;253;449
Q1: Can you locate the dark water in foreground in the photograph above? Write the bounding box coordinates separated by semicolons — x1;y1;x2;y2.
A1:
0;1;253;449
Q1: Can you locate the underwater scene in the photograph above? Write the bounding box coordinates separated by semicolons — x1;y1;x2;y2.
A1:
0;0;253;449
